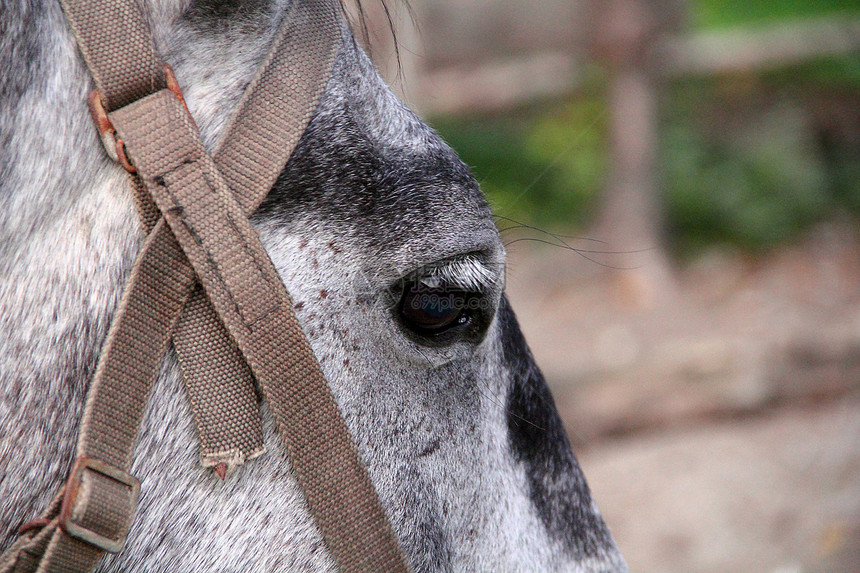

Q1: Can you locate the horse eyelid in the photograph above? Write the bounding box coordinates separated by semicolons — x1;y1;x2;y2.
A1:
418;256;497;293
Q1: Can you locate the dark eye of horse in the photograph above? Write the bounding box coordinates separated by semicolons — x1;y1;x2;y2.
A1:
399;283;472;336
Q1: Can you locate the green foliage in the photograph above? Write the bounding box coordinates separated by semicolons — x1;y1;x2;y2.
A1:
431;97;608;229
662;59;860;255
431;67;858;255
830;145;860;213
429;0;860;256
765;55;860;91
690;0;858;30
662;103;831;253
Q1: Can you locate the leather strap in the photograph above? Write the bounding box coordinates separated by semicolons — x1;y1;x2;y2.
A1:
2;0;411;571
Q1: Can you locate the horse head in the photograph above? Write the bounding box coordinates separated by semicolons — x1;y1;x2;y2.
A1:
0;1;626;570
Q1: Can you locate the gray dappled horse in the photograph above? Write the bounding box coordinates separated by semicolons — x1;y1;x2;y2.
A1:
0;0;626;570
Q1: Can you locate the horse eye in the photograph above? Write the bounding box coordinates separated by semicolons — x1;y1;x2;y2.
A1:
399;283;471;335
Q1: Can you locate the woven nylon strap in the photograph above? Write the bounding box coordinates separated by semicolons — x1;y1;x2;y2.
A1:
0;0;411;571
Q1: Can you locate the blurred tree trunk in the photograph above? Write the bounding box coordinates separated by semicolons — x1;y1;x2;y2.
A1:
589;0;683;308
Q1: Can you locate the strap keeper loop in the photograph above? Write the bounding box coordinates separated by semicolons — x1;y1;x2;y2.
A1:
58;455;140;554
87;64;194;174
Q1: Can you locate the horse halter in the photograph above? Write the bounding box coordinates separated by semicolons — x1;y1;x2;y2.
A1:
0;1;411;572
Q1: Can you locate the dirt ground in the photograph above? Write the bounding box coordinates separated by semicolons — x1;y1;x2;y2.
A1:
504;221;860;572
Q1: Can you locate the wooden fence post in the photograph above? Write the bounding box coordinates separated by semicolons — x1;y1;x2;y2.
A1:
589;0;683;308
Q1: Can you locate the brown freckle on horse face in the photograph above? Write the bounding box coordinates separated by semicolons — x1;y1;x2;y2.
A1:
294;301;304;310
312;259;318;267
298;239;307;249
343;359;349;366
327;241;342;254
319;289;328;299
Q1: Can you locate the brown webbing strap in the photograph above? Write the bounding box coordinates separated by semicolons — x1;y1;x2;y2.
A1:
57;0;165;111
40;221;194;573
1;0;410;572
174;0;353;471
0;491;62;573
129;128;265;472
174;286;266;469
113;84;409;572
1;220;196;573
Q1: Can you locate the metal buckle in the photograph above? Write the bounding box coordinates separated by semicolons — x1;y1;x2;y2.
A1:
58;455;141;553
87;91;136;174
87;64;195;175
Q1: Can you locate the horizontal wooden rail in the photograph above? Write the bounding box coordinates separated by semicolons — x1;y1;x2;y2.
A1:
407;15;860;115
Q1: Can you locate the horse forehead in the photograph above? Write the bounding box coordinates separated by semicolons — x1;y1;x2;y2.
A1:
255;47;497;267
160;0;492;257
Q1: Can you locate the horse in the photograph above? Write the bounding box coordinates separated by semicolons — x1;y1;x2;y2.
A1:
0;0;627;570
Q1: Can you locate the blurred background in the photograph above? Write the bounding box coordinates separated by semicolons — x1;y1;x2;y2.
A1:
347;1;860;570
